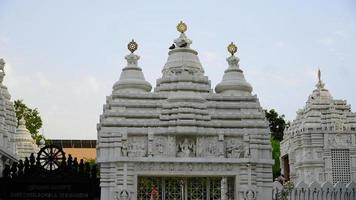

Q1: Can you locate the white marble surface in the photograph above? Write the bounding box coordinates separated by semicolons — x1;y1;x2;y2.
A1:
97;29;273;200
281;72;356;184
0;58;18;176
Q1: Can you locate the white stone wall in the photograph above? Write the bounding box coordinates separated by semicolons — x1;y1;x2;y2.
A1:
272;181;356;200
281;77;356;185
97;31;273;200
0;59;18;177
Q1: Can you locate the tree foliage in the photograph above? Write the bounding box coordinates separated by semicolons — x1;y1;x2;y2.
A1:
14;99;45;145
271;138;281;179
265;109;287;141
265;109;288;179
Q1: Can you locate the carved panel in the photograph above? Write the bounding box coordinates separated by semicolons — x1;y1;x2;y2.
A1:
127;136;147;157
176;137;196;157
135;162;237;173
152;136;168;157
196;136;219;157
327;134;352;148
225;137;246;158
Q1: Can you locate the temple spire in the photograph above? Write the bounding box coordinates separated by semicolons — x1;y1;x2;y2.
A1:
316;68;325;89
0;58;5;84
318;68;321;82
112;40;152;93
215;42;252;94
174;21;192;49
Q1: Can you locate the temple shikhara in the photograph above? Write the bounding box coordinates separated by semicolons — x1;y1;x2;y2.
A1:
0;58;17;173
97;22;273;200
281;70;356;184
0;59;39;174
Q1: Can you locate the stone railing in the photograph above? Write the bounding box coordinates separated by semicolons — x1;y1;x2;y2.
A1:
272;181;356;200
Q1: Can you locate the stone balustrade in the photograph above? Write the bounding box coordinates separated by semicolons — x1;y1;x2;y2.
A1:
272;181;356;200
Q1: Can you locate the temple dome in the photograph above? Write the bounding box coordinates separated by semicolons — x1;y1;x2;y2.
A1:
113;40;152;93
155;24;211;93
13;118;39;160
215;43;252;95
306;69;333;105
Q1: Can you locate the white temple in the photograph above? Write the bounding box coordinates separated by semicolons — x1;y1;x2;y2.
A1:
97;22;273;200
13;117;39;160
0;58;17;176
280;70;356;184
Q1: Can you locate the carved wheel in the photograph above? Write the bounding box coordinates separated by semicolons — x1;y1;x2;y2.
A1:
37;144;65;171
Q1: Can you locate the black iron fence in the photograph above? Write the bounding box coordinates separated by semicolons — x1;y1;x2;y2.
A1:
0;144;100;200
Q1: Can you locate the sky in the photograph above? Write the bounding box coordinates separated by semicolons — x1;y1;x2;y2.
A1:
0;0;355;139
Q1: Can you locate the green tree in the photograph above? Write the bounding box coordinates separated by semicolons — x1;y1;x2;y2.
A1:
14;99;45;145
265;109;287;141
271;138;281;179
265;109;288;179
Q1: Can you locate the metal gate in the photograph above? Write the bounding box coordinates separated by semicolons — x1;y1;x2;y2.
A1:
0;145;100;200
137;176;234;200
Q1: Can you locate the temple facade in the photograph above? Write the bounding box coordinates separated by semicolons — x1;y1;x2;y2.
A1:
0;58;17;176
97;22;273;200
280;70;356;184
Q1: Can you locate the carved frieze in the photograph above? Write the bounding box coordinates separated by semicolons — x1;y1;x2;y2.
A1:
326;134;352;148
196;137;219;157
152;136;169;157
135;162;237;172
127;136;147;157
176;137;196;157
225;137;246;158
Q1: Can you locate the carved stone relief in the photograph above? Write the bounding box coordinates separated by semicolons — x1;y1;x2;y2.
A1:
327;134;352;148
196;136;218;157
176;137;196;157
152;136;168;157
127;136;147;157
164;66;202;77
303;151;313;160
135;162;238;172
334;119;345;131
225;137;246;158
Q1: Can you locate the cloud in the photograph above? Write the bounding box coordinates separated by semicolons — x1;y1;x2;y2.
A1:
0;34;9;45
70;76;102;96
318;37;335;47
4;64;52;92
35;72;52;89
274;41;286;48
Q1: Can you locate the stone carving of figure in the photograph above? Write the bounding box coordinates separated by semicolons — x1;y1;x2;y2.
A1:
226;140;245;158
328;134;352;148
177;138;195;157
334;120;344;131
121;141;128;156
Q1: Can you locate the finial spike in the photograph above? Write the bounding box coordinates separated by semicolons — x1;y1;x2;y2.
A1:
177;21;187;33
227;42;238;56
318;68;321;82
127;39;138;53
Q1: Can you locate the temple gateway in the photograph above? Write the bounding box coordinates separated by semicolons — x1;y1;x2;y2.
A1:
97;22;273;200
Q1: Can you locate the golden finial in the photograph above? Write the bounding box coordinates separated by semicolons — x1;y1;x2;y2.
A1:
177;21;187;33
227;42;237;56
127;39;138;53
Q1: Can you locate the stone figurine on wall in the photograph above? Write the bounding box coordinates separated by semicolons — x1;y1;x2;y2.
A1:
127;137;147;157
177;138;195;157
226;138;246;158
